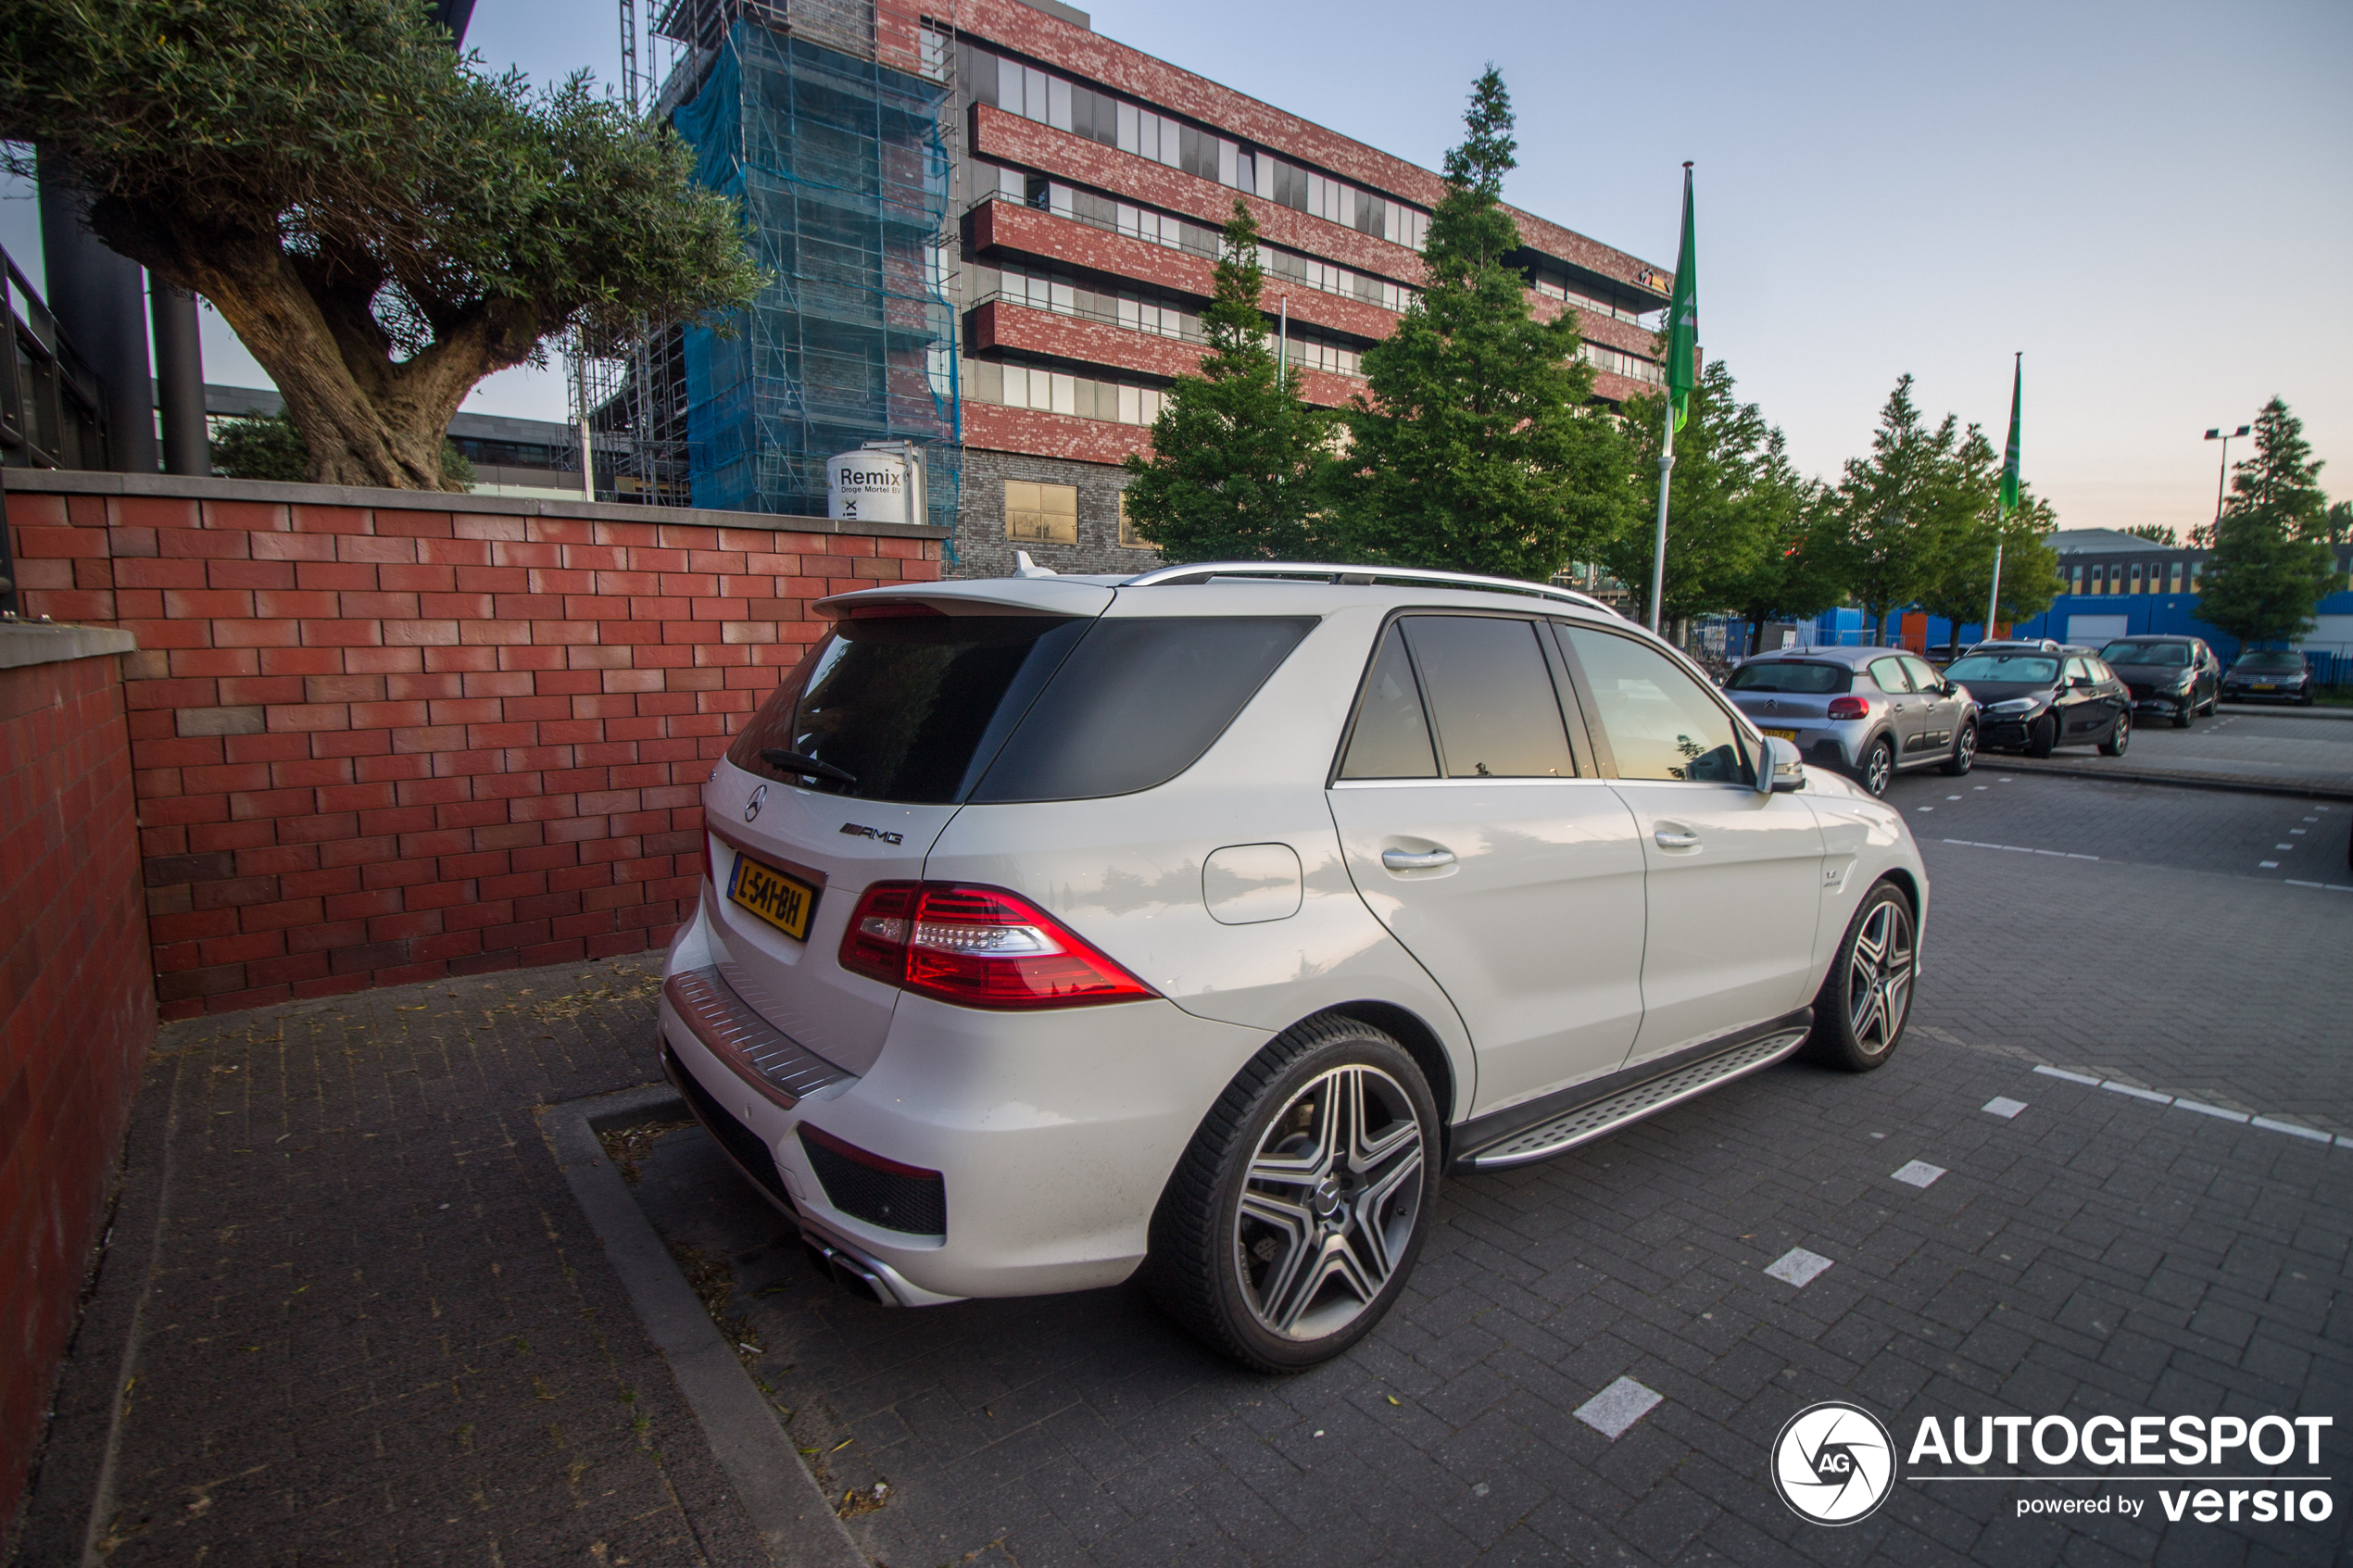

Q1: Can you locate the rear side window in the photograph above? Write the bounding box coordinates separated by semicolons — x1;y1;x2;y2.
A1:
970;617;1314;801
726;614;1088;804
1865;657;1912;694
1402;616;1576;778
1339;622;1438;779
1727;661;1851;695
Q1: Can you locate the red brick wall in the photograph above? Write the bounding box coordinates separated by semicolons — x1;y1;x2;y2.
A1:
0;634;155;1537
5;476;943;1020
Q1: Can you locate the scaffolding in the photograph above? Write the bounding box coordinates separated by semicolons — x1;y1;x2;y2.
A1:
573;0;961;527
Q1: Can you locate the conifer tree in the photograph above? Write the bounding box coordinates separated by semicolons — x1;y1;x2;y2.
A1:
1825;375;1977;645
1121;202;1330;561
1329;69;1631;581
2197;397;2339;644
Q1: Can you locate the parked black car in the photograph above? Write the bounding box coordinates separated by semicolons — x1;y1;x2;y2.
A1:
2098;636;2221;727
2221;649;2318;705
1942;647;2133;758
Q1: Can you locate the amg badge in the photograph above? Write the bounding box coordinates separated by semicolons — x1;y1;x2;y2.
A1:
839;822;905;846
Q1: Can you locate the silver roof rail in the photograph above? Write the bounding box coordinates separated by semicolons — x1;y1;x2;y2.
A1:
1121;561;1621;618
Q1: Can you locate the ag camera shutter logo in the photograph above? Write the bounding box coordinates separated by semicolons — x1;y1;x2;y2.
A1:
1772;1401;1896;1525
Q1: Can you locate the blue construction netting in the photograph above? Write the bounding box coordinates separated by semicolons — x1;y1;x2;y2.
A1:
672;21;960;527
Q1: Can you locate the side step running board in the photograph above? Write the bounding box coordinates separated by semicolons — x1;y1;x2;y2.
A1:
1459;1027;1811;1171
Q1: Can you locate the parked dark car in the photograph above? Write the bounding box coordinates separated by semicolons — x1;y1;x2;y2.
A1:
2221;649;2318;706
1724;646;1979;797
2098;636;2221;727
1942;648;2133;758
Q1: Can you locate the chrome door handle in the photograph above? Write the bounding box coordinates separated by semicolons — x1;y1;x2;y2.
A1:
1381;847;1455;872
1654;827;1700;849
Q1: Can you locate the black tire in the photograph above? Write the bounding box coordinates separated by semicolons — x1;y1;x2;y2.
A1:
1854;734;1895;797
1800;882;1916;1073
2099;709;2132;756
2024;712;2057;758
1940;721;1977;776
1143;1016;1439;1373
2172;701;2192;729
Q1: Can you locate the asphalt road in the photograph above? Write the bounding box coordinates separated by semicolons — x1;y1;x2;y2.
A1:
630;767;2353;1568
1984;709;2353;794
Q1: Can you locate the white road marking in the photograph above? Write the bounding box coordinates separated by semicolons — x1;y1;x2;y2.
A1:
2260;860;2281;868
1891;1160;1946;1188
1941;838;2098;860
1983;1097;2028;1119
1575;1377;1662;1440
1947;795;1962;800
1765;1248;1835;1287
2029;1065;2344;1148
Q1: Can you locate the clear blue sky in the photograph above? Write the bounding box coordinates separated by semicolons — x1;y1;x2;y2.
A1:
5;0;2345;536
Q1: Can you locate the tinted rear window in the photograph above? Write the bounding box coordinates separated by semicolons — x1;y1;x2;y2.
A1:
971;617;1314;801
2236;651;2305;671
725;614;1089;804
1727;661;1851;695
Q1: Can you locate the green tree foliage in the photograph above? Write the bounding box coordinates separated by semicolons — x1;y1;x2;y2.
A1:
0;0;761;490
1329;69;1630;581
2120;523;2178;544
1607;358;1807;629
1915;445;2063;655
1121;202;1330;561
210;412;473;487
1824;375;1982;645
2196;397;2339;643
1725;484;1845;659
2321;500;2351;546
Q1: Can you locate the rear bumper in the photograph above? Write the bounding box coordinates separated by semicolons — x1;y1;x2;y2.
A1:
658;901;1270;1302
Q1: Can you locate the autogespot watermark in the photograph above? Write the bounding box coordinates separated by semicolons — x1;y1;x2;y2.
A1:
1771;1405;2335;1529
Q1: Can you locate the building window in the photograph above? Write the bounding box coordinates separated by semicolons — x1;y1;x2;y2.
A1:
2070;564;2083;592
2090;564;2104;593
2190;560;2203;587
2130;562;2143;592
2170;562;2184;593
1118;492;1151;549
1006;480;1078;544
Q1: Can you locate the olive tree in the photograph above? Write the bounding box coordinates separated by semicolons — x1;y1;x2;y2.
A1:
1;0;761;489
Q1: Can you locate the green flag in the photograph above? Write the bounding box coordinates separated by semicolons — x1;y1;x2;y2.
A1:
1666;165;1697;430
1999;353;2021;520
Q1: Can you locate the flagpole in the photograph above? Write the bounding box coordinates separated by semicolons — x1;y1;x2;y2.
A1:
1648;396;1673;634
1983;543;2003;642
1651;161;1695;636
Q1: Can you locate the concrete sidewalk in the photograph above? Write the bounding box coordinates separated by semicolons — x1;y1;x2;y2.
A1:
4;958;764;1568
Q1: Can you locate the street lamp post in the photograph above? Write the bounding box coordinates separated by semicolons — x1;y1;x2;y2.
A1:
2204;424;2249;534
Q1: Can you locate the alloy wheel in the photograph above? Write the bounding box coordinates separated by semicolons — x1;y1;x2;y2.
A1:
1843;899;1914;1056
1232;1065;1426;1341
1865;740;1893;797
1956;725;1977;770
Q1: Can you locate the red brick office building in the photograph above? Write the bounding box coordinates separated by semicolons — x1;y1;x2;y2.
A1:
929;0;1672;576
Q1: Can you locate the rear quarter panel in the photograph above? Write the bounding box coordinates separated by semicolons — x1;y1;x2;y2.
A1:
917;600;1478;1115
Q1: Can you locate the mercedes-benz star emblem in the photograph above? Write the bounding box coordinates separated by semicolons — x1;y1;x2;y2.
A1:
1770;1401;1895;1525
744;784;767;822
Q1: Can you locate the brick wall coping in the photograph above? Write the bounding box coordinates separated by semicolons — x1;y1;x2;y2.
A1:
0;621;138;670
1;469;950;542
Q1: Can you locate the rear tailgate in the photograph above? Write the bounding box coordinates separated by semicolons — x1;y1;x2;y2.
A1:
695;592;1108;1074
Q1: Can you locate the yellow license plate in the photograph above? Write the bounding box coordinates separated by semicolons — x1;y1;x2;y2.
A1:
726;854;819;942
1763;727;1797;741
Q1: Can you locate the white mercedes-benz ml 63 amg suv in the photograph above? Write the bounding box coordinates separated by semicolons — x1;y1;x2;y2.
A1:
659;563;1926;1371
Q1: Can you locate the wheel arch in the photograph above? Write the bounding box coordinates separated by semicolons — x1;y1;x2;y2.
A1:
1317;999;1458;1127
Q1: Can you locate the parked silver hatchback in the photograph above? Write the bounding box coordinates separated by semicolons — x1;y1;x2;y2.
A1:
660;565;1930;1369
1724;646;1980;797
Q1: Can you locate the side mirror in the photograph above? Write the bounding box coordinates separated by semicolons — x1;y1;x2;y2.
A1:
1758;734;1806;795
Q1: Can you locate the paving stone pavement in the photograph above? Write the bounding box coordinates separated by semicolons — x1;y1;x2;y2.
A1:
14;771;2350;1568
1984;712;2353;795
6;960;766;1568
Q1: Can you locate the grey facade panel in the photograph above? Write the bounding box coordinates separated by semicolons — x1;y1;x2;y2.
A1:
952;448;1159;580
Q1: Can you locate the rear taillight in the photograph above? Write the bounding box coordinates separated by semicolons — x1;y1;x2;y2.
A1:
1827;696;1869;721
837;882;1158;1010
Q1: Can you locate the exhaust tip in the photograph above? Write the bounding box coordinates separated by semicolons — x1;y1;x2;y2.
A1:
798;1230;898;1307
